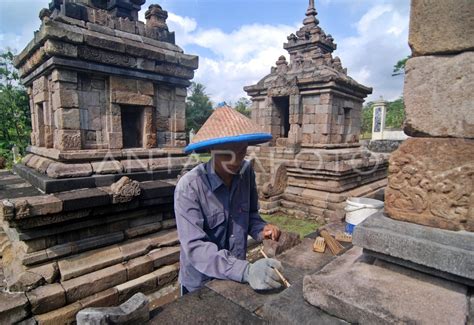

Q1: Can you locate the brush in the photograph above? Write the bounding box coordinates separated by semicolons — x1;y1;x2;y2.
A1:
259;249;291;288
313;236;326;253
319;229;344;255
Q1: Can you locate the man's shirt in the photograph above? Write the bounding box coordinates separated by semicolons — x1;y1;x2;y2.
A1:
174;159;267;292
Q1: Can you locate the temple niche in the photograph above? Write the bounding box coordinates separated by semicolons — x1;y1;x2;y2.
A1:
13;0;198;188
245;0;389;223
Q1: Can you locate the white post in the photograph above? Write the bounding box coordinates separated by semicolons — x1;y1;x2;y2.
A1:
371;98;387;141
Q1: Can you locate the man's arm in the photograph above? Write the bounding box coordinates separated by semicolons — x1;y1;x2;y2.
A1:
174;179;248;282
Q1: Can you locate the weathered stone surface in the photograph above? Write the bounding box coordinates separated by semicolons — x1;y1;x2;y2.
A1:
0;291;29;324
385;138;474;231
259;282;346;325
26;283;66;314
149;287;265;325
409;0;474;56
153;263;179;288
148;246;180;268
76;293;149;325
353;212;474;283
46;162;93;179
115;273;157;302
263;231;301;257
404;53;474;138
35;301;83;325
124;255;153;280
303;247;469;325
110;176;141;203
58;245;123;281
12;195;63;219
277;238;336;272
27;262;59;284
91;160;123;174
62;264;127;303
79;288;119;309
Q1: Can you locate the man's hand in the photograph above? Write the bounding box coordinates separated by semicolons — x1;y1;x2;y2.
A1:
243;258;283;290
262;224;281;241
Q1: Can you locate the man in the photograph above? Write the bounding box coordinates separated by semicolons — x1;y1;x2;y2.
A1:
174;104;283;294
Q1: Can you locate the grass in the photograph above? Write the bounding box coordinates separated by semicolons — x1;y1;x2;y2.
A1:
191;153;211;163
261;214;320;238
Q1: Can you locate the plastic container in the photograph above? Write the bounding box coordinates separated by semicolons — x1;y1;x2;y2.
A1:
344;197;384;234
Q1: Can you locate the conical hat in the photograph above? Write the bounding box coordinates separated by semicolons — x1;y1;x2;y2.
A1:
184;105;272;153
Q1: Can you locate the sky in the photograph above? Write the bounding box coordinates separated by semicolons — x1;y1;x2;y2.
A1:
0;0;411;105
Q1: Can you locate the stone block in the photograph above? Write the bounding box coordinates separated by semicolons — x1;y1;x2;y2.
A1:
353;213;474;283
168;118;185;132
385;138;474;231
91;160;123;174
26;262;59;284
148;246;180;268
153;263;179;288
13;195;63;219
76;293;149;325
115;273;157;302
26;283;66;314
149;287;264;324
125;222;162;239
137;80;154;96
108;132;123;149
51;88;79;109
58;245;123;281
303;247;469;324
148;229;179;248
35;301;83;325
54;108;81;130
125;255;154;280
122;159;148;172
79;288;119;309
110;76;137;93
404;53;474;138
111;91;153;106
62;264;127;303
263;232;301;258
53;130;82;151
409;0;474;56
55;187;110;211
0;291;29;324
51;69;78;83
47;162;92;178
118;238;150;261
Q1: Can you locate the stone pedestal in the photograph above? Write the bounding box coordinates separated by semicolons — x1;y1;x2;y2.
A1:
353;212;474;286
303;247;470;325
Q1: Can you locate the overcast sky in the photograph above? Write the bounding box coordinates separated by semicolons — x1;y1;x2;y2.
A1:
0;0;411;105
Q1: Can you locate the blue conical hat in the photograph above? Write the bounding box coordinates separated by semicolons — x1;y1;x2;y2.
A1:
184;105;272;154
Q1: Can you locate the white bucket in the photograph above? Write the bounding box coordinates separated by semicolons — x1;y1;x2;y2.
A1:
344;197;384;234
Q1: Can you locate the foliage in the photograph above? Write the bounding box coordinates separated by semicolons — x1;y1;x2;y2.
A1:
234;97;251;118
361;101;374;136
0;50;31;167
385;98;405;129
392;56;410;76
261;214;319;238
185;82;213;136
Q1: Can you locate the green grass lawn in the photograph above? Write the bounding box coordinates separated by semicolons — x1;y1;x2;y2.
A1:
261;214;320;238
191;153;211;163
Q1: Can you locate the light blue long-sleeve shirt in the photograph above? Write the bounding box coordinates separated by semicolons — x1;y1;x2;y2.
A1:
174;159;267;292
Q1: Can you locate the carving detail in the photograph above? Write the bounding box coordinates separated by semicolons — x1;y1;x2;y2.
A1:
110;176;141;203
261;164;287;198
386;154;473;222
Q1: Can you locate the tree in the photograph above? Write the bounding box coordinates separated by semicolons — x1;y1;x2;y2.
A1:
385;98;405;129
234;97;251;118
0;50;31;166
185;82;213;136
392;56;410;76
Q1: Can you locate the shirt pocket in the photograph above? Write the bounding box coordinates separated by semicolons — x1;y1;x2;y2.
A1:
206;210;226;229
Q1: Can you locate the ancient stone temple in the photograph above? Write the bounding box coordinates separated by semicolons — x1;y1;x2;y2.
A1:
303;0;473;323
12;0;198;191
245;0;388;223
0;1;198;323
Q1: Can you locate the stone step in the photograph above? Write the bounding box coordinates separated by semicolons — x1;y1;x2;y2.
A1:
0;291;29;324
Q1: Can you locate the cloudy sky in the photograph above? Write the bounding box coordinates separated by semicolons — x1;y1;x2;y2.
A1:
0;0;410;105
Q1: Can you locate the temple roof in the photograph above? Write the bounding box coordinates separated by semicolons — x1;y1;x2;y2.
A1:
244;0;372;96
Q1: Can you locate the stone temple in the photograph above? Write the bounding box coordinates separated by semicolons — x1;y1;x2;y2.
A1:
245;0;388;224
0;1;199;323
